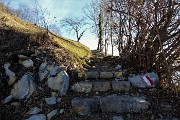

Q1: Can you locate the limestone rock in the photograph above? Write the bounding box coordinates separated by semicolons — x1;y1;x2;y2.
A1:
113;116;124;120
128;75;146;88
27;107;41;115
100;94;149;113
27;114;46;120
71;97;99;116
71;82;92;93
112;81;130;92
19;59;33;68
85;71;99;79
100;72;113;79
92;82;111;92
47;109;58;120
3;95;13;103
4;63;16;85
11;73;36;99
45;96;57;105
47;71;69;95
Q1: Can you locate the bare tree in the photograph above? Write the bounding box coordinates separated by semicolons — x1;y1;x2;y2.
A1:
61;17;87;42
48;24;61;35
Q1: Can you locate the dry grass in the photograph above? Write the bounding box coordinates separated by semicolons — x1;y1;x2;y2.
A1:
0;5;91;64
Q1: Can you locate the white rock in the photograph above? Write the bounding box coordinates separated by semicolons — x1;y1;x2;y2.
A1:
59;109;64;114
45;96;57;105
11;73;36;99
47;109;58;120
27;114;46;120
47;71;69;95
27;107;41;115
18;55;28;59
19;59;34;68
4;63;16;85
3;95;13;103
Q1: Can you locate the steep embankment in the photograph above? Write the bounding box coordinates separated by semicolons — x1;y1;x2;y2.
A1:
0;9;91;68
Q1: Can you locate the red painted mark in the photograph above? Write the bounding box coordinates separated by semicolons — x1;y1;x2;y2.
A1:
146;75;153;85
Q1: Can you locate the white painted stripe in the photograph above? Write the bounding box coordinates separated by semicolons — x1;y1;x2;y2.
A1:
143;76;151;86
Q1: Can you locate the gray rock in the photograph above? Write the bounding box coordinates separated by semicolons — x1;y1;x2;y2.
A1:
128;75;146;88
112;116;124;120
11;102;21;107
47;65;63;76
71;82;92;93
47;109;58;120
115;65;122;70
128;72;159;88
47;71;69;95
100;94;149;113
115;76;126;81
18;55;28;59
19;59;33;68
71;97;99;116
27;114;46;120
11;73;36;99
39;69;49;81
27;107;41;115
112;81;130;92
4;63;16;85
100;66;109;72
45;96;57;105
3;95;13;103
59;109;64;114
85;71;99;79
57;97;61;103
100;72;113;79
92;82;111;92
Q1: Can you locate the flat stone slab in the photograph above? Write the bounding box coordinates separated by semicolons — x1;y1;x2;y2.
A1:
112;81;130;92
71;82;92;93
100;94;149;113
113;116;124;120
71;94;150;115
85;71;99;79
71;97;99;116
92;82;111;92
100;72;113;79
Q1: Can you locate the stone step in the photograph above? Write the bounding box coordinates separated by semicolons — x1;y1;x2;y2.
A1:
78;71;124;80
71;81;130;93
71;94;150;116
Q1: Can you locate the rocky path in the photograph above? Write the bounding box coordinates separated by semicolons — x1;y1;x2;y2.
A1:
0;50;179;120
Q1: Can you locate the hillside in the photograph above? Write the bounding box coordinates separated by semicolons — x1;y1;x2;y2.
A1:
0;7;91;68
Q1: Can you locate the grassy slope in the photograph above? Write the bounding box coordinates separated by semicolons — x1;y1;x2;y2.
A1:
0;8;91;63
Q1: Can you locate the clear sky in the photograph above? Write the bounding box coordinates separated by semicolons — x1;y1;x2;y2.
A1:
4;0;98;50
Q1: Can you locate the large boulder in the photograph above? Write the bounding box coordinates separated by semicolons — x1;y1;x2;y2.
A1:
71;97;99;116
11;73;36;99
47;71;69;95
100;94;149;113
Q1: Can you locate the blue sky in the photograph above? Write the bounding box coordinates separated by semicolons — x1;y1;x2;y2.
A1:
4;0;98;50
